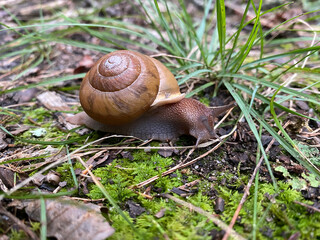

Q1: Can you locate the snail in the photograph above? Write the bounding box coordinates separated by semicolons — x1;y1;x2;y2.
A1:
66;50;235;145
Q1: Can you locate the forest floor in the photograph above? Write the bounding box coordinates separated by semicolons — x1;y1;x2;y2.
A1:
0;0;320;239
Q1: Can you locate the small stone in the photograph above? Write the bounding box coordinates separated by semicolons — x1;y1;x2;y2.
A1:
46;171;61;185
154;208;166;218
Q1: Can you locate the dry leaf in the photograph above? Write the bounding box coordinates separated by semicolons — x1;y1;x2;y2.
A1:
36;91;71;112
0;167;15;190
8;124;31;135
25;198;114;240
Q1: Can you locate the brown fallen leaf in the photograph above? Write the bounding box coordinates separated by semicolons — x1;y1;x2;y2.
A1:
36;91;83;131
25;198;114;240
73;55;95;74
36;91;72;112
8;124;31;135
0;167;15;190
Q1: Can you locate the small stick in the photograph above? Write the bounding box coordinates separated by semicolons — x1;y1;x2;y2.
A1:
132;124;237;189
294;201;320;213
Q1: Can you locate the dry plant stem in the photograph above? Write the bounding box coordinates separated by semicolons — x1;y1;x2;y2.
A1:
0;205;39;240
310;144;320;147
0;135;122;199
3;102;37;108
70;197;106;202
294;201;320;213
136;191;153;200
133;125;237;189
161;193;246;240
74;156;104;189
27;117;41;126
133;141;222;189
0;145;38;163
214;105;235;130
222;121;291;240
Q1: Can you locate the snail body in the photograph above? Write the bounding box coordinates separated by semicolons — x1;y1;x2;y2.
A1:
67;50;235;145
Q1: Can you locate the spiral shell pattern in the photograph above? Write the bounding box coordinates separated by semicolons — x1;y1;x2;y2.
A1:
79;50;184;125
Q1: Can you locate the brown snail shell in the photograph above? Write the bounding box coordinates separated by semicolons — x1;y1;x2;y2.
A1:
79;50;184;125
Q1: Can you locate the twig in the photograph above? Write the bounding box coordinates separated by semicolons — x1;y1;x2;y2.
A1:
70;197;106;202
161;193;246;240
178;179;201;191
294;201;320;213
132;124;237;189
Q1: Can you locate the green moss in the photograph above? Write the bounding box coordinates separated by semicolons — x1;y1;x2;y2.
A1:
83;149;320;239
55;162;84;187
275;142;320;190
109;196;214;240
218;181;320;239
15;105;89;146
8;229;27;240
87;151;219;239
89;173;136;201
199;97;210;106
23;107;51;124
30;221;41;232
20;120;82;141
87;152;182;200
